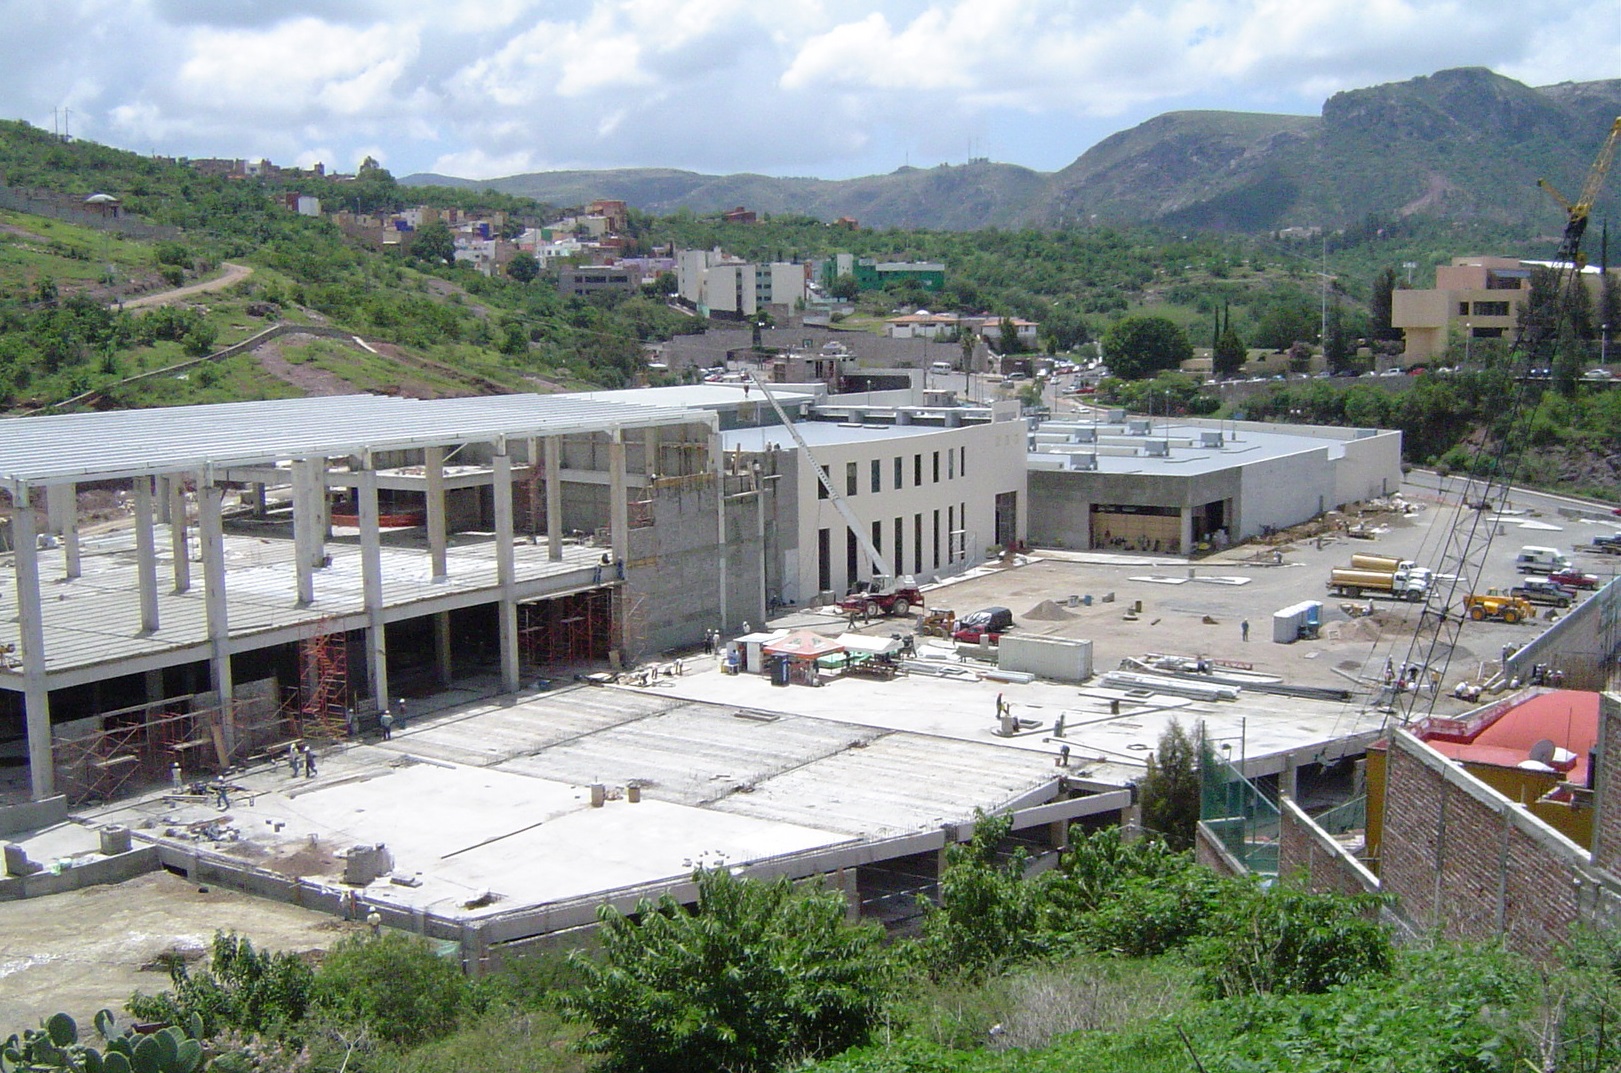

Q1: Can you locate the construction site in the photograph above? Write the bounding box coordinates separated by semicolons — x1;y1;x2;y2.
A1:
2;377;1621;1025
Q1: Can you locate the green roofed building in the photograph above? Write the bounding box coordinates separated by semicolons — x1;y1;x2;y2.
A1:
823;252;945;292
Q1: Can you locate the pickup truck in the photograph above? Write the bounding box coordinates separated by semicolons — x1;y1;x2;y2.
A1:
1509;578;1575;608
1592;535;1621;555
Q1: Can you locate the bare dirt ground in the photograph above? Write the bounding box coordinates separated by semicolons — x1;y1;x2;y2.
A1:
119;263;253;310
254;337;360;396
0;870;367;1031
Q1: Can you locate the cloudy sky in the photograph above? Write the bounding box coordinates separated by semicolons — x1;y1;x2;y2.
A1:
5;0;1618;182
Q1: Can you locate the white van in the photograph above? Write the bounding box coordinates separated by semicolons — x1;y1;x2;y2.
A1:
930;361;954;375
1515;546;1572;574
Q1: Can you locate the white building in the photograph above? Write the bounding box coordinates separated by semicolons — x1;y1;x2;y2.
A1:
722;401;1028;603
676;249;807;317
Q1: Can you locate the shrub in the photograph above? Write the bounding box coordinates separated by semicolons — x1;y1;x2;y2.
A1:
562;866;891;1073
1193;881;1391;998
311;932;473;1047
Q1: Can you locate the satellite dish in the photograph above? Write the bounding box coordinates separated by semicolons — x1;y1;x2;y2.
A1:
1529;738;1557;765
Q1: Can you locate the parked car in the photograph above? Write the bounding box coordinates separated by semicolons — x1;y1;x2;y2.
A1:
1549;568;1600;590
952;606;1014;644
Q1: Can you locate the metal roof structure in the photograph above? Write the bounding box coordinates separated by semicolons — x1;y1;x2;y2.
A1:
0;394;714;491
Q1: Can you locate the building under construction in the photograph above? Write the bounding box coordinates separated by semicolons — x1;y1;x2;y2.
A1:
0;393;737;803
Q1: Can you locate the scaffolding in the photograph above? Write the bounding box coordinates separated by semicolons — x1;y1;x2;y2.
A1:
296;619;351;741
53;700;224;805
519;588;615;666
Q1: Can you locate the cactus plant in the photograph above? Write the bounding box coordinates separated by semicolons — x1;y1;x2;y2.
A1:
0;1010;203;1073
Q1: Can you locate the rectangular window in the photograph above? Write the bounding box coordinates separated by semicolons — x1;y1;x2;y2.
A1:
818;528;831;593
960;445;967;478
914;514;923;574
846;529;859;591
1457;301;1469;316
871;521;882;565
948;449;955;480
894;517;904;574
933;451;941;483
933;509;941;569
948;505;955;560
1471;300;1510;317
914;454;923;487
846;461;858;497
871;459;881;493
817;467;828;499
893;456;903;490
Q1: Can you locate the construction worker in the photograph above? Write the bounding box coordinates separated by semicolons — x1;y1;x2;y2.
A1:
379;709;394;741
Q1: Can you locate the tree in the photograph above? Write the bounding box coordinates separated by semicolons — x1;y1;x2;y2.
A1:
311;933;472;1047
1194;882;1392;998
1139;718;1200;850
916;810;1044;980
1369;266;1401;342
1102;315;1193;380
506;251;539;284
828;273;860;301
562;866;889;1073
996;315;1024;354
411;220;456;267
1324;301;1353;372
1211;302;1246;380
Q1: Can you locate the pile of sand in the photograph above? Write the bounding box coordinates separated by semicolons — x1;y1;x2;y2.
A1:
1025;599;1076;621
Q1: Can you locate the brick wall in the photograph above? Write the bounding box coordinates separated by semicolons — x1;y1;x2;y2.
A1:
1379;730;1585;959
1591;694;1621;872
1277;795;1379;899
1194;822;1246;878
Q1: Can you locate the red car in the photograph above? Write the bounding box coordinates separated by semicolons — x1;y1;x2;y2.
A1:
952;606;1014;644
1549;568;1600;590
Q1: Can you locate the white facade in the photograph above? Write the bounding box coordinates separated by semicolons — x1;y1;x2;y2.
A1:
677;249;805;316
725;417;1029;604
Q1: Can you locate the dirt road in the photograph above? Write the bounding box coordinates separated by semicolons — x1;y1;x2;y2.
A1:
117;262;253;310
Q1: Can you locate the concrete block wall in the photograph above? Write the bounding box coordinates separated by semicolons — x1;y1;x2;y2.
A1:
1277;795;1379;899
1195;821;1248;878
1379;730;1586;959
627;476;767;655
1505;580;1621;691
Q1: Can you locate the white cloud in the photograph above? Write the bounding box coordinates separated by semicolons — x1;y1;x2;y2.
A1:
0;0;1615;180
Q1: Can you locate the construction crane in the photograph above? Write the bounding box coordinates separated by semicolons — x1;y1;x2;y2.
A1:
748;372;923;613
1386;117;1620;725
1538;116;1621;268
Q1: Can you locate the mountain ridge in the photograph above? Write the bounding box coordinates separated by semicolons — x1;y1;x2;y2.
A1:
402;67;1621;233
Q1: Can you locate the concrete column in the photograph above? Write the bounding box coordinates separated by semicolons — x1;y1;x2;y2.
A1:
1281;753;1299;800
425;446;448;581
434;611;454;687
493;453;520;693
357;469;389;714
251;482;267;518
198;477;235;755
526;437;542;542
609;431;628;566
169;477;190;593
710;431;729;628
292;460;315;605
156;476;171;524
46;483;80;579
544;436;563;562
1180;508;1194;558
145;668;165;703
12;493;55;800
133;477;160;633
645;427;661;479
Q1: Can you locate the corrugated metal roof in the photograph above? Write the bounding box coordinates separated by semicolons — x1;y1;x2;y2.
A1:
0;394;713;488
